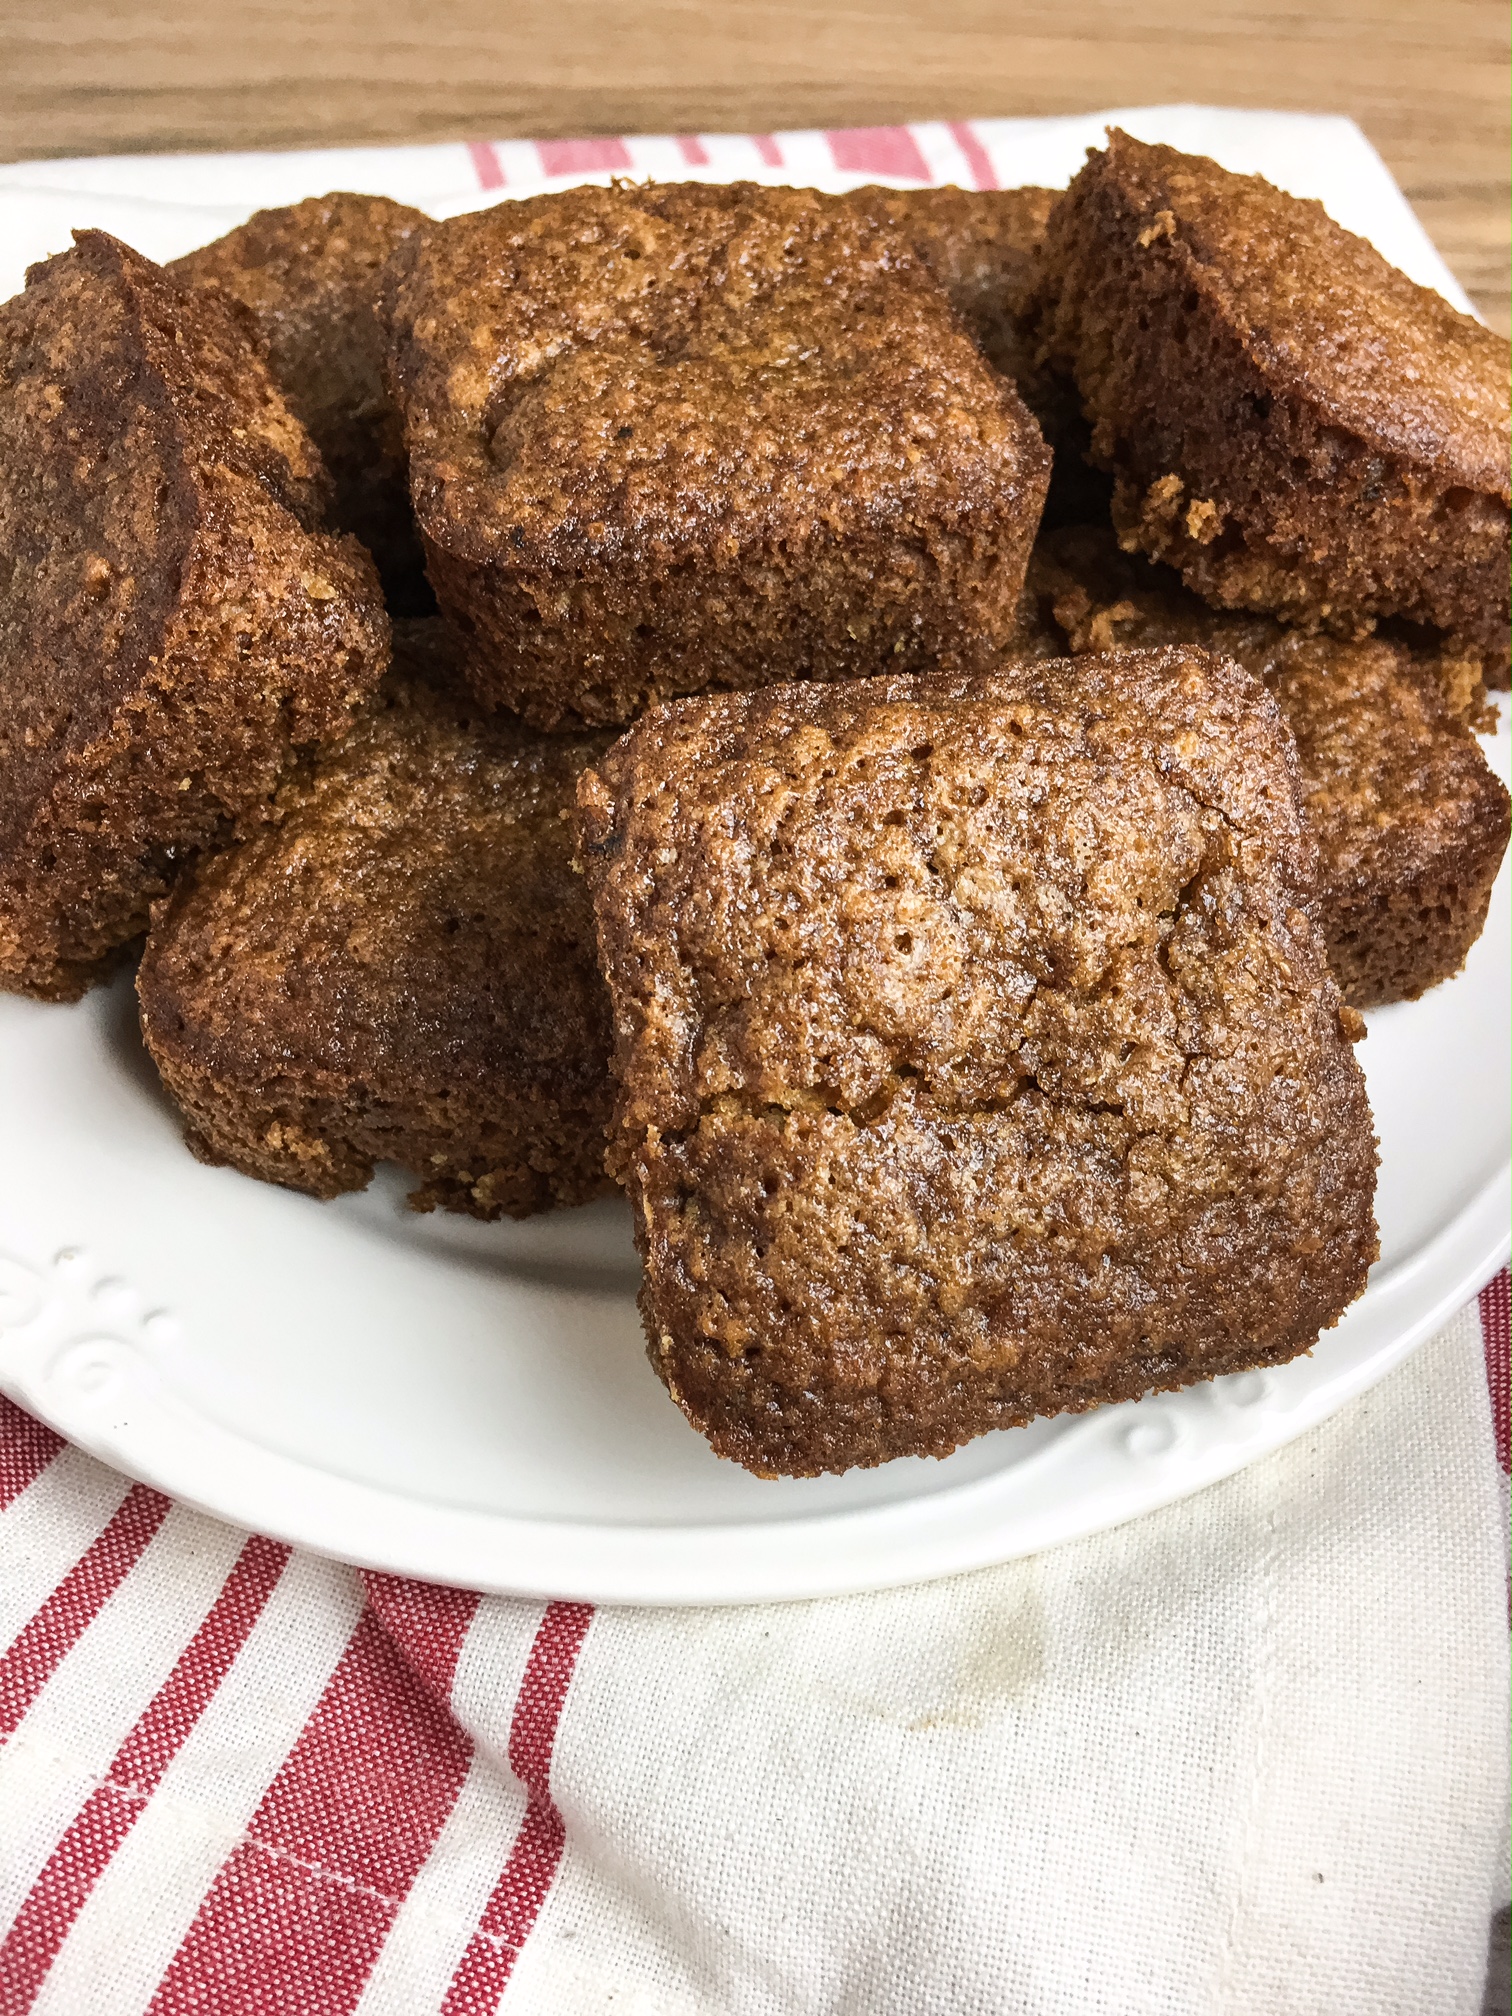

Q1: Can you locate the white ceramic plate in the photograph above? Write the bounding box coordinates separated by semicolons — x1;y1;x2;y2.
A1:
0;129;1507;1602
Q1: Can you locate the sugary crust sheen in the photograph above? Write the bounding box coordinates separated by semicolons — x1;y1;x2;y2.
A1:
1029;527;1511;1006
842;185;1057;407
843;183;1107;530
0;231;389;1001
137;622;615;1218
579;656;1379;1476
172;193;430;608
1038;132;1511;676
385;180;1051;728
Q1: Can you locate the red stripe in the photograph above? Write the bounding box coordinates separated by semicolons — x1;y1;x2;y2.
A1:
146;1591;480;2016
751;133;782;167
948;119;998;191
0;1484;170;1736
0;1395;64;1511
826;125;932;183
0;1791;137;2016
467;141;505;191
676;134;710;167
362;1572;481;1700
536;137;633;177
439;1602;594;2015
1481;1268;1509;1472
0;1537;289;2013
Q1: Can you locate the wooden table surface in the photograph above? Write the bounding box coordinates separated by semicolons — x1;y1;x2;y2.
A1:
1;0;1507;334
0;8;1507;2004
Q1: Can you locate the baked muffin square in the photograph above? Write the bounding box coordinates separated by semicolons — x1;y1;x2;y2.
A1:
578;656;1379;1475
1030;526;1510;1006
172;192;431;610
1039;132;1511;676
842;184;1055;402
0;230;389;1001
385;180;1050;727
842;182;1108;531
138;621;615;1219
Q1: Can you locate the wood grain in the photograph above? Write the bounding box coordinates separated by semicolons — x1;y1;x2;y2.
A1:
0;0;1506;330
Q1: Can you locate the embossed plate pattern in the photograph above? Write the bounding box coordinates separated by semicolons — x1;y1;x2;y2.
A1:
0;139;1507;1601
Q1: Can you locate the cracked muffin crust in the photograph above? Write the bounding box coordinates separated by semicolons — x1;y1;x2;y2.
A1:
172;192;431;610
1029;526;1511;1006
578;655;1379;1476
385;180;1051;727
1038;132;1511;680
137;621;616;1218
0;230;389;1001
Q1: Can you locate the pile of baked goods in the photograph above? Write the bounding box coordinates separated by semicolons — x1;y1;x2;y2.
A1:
2;133;1506;1475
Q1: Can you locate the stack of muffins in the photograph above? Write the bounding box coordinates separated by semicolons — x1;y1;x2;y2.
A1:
1;135;1505;1475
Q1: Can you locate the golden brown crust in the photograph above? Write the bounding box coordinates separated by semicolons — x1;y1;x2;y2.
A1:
385;181;1050;728
579;656;1378;1476
842;184;1056;395
1030;526;1511;1006
1039;131;1511;672
843;183;1110;531
171;192;431;609
0;230;390;1001
137;622;615;1218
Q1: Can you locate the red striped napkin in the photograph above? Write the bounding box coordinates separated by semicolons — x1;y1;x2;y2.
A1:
0;1278;1505;2015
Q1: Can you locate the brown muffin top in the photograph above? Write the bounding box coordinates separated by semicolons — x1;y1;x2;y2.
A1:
170;192;424;441
171;193;429;574
0;229;337;864
582;652;1332;1139
143;622;612;1113
842;183;1055;380
1078;131;1510;497
385;179;1047;577
579;655;1377;1473
1031;525;1503;906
